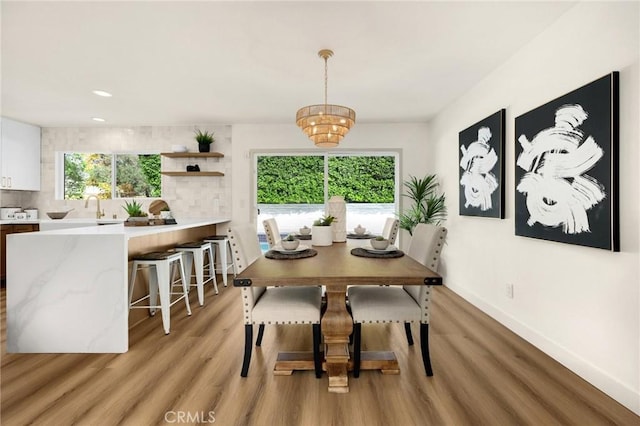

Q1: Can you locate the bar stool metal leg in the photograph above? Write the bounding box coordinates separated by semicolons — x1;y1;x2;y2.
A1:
177;255;192;316
205;243;219;294
156;259;171;334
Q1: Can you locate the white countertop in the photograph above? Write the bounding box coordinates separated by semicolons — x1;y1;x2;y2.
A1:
0;218;124;225
32;217;230;238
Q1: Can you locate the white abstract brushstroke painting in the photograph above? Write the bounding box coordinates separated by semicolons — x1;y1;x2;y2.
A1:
516;104;605;234
460;127;499;211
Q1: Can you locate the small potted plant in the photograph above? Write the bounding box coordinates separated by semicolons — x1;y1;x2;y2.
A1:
194;128;215;153
311;215;335;246
370;235;389;250
123;200;148;222
159;206;172;220
354;224;367;235
281;234;300;251
299;225;311;235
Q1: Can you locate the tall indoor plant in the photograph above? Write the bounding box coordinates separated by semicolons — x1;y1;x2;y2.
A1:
398;174;447;235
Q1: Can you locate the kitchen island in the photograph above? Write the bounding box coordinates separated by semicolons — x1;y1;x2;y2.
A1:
6;218;230;353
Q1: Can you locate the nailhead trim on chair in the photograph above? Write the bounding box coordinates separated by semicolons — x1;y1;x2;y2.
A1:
263;219;280;248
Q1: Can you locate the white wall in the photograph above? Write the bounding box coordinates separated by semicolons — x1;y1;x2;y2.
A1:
230;123;431;233
428;2;639;413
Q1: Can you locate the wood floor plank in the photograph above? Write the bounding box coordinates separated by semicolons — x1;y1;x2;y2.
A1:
1;283;638;425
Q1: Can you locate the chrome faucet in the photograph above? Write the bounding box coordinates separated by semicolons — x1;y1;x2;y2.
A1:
85;195;104;219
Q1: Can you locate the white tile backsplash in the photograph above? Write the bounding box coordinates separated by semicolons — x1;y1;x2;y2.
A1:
17;125;232;219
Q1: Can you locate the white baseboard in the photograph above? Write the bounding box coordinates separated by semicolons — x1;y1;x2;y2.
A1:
444;282;640;416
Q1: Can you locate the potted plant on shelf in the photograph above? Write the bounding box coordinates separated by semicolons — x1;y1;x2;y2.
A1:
398;174;447;235
311;215;335;246
194;128;215;153
123;200;148;222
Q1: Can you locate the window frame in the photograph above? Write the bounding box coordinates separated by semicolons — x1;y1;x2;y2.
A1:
55;150;162;200
251;149;401;224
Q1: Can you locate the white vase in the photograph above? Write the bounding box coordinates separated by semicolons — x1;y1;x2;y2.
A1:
311;225;333;246
327;195;346;242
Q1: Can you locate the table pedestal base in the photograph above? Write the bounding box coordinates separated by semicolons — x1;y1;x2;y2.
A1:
274;351;400;377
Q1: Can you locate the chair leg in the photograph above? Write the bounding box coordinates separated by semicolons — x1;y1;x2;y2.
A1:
353;323;362;378
420;323;433;376
312;323;322;379
404;322;414;346
241;324;253;377
255;324;265;346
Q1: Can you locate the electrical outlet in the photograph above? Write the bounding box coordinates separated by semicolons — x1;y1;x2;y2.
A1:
506;283;514;299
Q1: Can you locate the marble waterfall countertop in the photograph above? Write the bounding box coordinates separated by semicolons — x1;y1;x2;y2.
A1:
35;218;227;237
6;217;230;354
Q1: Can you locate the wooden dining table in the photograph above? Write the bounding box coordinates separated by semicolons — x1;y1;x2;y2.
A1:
233;241;442;393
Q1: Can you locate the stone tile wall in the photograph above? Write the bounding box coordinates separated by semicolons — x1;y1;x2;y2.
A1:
10;125;232;220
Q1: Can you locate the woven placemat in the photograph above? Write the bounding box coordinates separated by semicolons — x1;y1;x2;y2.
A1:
347;234;376;240
265;249;318;260
350;247;404;258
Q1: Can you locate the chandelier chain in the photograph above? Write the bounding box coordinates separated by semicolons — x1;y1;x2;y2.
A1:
324;55;328;106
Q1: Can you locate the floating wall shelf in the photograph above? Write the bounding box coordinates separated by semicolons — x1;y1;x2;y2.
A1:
160;152;225;176
160;171;224;177
160;152;224;158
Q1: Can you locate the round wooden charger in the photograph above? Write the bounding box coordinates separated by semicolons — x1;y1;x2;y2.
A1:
350;247;404;258
265;249;318;260
347;234;377;240
148;199;170;215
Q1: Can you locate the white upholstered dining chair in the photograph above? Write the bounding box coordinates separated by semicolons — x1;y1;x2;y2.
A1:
228;224;323;378
347;223;447;377
262;218;281;248
381;217;400;245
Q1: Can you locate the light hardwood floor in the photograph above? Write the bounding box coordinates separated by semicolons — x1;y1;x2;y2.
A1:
1;283;638;425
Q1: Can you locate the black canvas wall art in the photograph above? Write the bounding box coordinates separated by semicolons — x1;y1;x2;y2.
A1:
459;109;505;218
514;72;619;251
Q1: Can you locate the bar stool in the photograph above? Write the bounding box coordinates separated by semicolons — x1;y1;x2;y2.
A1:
204;235;237;287
129;251;192;335
175;241;218;306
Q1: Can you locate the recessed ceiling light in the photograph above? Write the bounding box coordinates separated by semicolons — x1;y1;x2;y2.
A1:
92;117;106;122
92;90;112;97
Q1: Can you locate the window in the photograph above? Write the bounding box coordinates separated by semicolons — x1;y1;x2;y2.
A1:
254;151;399;239
60;152;161;199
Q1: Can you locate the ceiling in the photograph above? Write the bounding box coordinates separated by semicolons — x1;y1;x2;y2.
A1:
1;1;575;128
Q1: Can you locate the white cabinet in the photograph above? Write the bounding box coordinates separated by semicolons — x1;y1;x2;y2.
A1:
0;117;41;191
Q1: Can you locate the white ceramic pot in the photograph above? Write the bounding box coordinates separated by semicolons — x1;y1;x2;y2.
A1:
311;225;333;246
281;239;300;250
299;226;311;235
370;238;389;250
